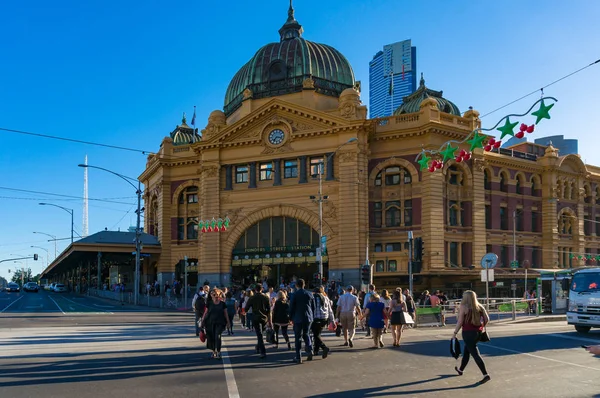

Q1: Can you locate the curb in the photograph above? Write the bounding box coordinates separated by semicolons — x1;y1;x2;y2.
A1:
495;315;566;325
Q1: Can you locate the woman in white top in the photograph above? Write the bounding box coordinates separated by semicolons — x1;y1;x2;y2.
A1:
381;289;392;333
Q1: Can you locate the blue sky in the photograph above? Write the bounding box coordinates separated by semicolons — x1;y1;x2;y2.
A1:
1;0;599;280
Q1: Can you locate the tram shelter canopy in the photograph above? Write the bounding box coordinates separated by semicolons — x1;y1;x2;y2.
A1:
40;230;161;279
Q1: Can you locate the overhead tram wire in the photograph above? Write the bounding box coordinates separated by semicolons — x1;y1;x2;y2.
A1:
0;126;196;160
1;58;598;157
478;57;600;118
0;186;136;205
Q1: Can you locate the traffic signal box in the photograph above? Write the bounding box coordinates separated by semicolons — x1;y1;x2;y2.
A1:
361;264;371;284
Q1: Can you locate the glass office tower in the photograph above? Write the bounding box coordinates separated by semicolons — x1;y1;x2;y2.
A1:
369;39;417;118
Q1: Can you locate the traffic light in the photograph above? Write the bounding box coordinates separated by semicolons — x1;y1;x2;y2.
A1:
414;237;424;261
313;273;321;286
361;264;371;284
33;254;38;261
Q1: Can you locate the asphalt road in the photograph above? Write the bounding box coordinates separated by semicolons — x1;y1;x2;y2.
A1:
1;293;600;398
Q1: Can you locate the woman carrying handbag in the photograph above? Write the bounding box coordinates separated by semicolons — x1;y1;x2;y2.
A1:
452;290;491;384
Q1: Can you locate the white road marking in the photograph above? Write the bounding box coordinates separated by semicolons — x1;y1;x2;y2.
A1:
221;347;241;398
481;343;600;371
545;333;600;345
0;295;24;313
48;296;65;314
58;295;114;314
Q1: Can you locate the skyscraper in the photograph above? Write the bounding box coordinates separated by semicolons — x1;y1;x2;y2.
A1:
369;39;417;118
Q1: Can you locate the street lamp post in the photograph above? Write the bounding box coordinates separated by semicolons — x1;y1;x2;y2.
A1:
313;137;358;281
33;232;57;258
79;164;143;306
39;203;74;243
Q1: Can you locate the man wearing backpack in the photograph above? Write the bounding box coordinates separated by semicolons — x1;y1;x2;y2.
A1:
193;284;209;336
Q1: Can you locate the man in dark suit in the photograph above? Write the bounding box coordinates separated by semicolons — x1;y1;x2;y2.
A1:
289;278;315;364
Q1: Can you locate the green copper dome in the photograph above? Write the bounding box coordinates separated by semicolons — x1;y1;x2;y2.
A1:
224;2;355;116
394;74;461;116
170;114;200;146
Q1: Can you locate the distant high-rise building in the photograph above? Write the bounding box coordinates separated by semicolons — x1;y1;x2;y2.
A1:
534;135;578;155
369;39;417;118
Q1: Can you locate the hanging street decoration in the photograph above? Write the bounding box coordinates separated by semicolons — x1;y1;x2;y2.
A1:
415;96;558;172
569;253;600;262
199;217;231;233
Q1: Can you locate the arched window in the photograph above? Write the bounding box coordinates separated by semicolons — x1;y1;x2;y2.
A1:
177;185;199;241
385;167;401;185
584;184;592;204
447;165;463;186
233;216;319;251
484;169;492;190
499;172;508;193
150;200;159;237
570;181;576;200
385;201;401;227
448;200;462;226
374;166;412;186
179;186;198;204
596;186;600;205
515;174;524;194
530;175;541;197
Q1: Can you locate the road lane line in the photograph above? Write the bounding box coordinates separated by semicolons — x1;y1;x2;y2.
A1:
57;295;114;314
48;296;66;314
545;333;600;344
481;343;600;371
221;347;241;398
0;295;24;313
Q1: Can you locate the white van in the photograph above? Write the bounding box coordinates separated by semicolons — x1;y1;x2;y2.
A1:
567;267;600;333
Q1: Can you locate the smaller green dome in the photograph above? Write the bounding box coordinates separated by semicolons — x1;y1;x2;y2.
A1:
394;74;460;116
170;113;201;146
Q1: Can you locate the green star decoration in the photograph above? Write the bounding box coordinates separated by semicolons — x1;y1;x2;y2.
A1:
417;153;431;171
466;131;486;152
531;99;554;124
440;144;458;162
497;117;519;140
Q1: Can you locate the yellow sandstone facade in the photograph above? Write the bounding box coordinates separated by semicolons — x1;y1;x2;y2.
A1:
139;5;600;295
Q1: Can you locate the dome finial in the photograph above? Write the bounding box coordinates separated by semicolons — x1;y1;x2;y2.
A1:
420;73;425;87
279;0;303;41
288;0;294;21
182;112;187;124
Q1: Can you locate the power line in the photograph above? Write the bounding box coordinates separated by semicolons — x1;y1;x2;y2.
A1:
0;127;192;160
0;186;135;205
0;127;154;154
480;58;600;118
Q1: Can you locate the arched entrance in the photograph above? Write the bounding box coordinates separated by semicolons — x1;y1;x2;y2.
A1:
231;216;326;288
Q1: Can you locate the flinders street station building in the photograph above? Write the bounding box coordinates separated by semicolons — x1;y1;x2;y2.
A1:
139;5;600;295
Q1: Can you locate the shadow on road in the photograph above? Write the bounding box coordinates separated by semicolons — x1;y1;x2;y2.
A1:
305;375;480;397
0;348;215;387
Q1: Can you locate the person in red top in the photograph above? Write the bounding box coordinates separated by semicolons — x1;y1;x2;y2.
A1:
453;290;491;384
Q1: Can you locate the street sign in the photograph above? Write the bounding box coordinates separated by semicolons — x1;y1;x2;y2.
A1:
510;260;519;269
511;283;517;291
481;269;494;282
481;253;498;269
316;247;322;261
321;235;327;254
496;281;504;287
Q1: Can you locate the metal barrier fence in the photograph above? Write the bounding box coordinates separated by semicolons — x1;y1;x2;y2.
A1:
88;288;192;310
414;297;541;327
